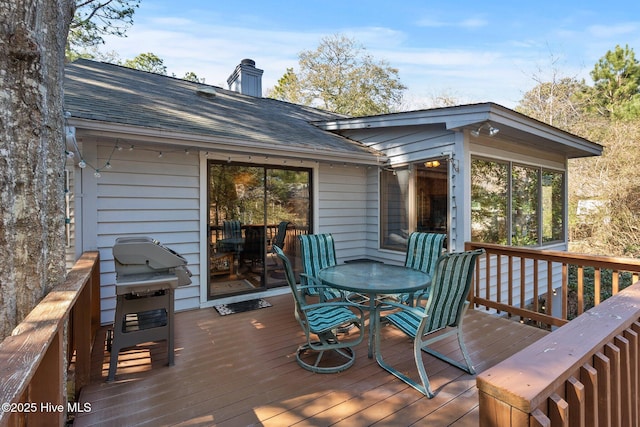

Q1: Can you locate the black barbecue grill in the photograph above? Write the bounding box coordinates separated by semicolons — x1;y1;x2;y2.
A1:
108;236;191;381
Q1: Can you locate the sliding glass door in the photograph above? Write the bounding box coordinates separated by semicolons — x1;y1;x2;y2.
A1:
207;161;311;299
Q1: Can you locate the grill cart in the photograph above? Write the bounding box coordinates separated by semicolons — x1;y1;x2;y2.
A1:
108;236;191;381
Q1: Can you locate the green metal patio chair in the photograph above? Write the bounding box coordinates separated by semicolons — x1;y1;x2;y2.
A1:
298;233;343;301
273;246;365;373
373;249;485;397
398;232;446;305
268;221;290;267
218;220;243;253
272;221;290;251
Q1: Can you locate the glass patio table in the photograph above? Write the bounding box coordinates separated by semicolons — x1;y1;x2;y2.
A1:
318;263;431;358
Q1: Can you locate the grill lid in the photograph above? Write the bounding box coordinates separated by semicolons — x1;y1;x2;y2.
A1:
113;236;192;287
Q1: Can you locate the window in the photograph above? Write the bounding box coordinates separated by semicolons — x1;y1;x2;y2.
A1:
470;159;508;244
380;158;448;250
471;157;564;246
380;167;410;250
512;164;539;245
542;170;564;242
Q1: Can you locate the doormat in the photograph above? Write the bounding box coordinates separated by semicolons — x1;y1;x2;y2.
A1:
214;299;272;316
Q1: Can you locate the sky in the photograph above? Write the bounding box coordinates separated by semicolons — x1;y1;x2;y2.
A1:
99;0;640;109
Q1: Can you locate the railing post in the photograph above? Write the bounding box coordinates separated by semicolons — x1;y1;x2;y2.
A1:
73;282;91;397
28;328;64;427
91;254;101;337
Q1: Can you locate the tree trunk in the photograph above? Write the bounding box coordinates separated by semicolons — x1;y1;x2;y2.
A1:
0;1;75;340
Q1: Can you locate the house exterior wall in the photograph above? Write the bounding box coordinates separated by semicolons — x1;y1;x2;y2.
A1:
338;124;455;165
316;163;370;260
71;122;574;323
337;124;462;255
72;144;377;321
77;138;201;325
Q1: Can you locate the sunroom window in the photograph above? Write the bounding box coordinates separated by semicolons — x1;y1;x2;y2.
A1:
471;157;565;246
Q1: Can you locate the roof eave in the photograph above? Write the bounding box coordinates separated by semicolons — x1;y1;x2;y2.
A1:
315;103;603;159
68;118;387;166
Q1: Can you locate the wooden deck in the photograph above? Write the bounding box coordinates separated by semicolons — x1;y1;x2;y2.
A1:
73;294;548;426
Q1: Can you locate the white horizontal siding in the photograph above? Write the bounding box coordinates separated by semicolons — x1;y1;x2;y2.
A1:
98;209;199;222
98;198;200;210
89;143;201;324
317;164;370;260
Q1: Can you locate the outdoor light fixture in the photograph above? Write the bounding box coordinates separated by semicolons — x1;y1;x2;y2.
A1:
424;160;441;168
422;153;460;173
470;123;500;137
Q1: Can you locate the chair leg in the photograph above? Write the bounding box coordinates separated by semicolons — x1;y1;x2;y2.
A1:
413;340;435;397
375;315;473;397
374;311;434;397
296;343;356;374
413;327;474;396
375;344;433;397
418;329;475;375
420;306;475;376
457;327;476;374
296;331;357;374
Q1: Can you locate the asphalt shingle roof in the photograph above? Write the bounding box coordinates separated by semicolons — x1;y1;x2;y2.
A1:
64;59;379;157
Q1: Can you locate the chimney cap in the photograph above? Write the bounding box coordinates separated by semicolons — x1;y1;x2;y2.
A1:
240;58;256;67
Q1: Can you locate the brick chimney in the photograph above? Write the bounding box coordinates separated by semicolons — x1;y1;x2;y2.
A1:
227;58;263;97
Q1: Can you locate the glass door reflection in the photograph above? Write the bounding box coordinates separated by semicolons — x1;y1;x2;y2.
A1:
208;162;311;299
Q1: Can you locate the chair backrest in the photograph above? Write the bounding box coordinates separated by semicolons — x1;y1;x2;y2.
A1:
273;245;306;309
272;221;290;250
423;249;485;332
223;220;242;239
298;234;337;285
405;232;446;276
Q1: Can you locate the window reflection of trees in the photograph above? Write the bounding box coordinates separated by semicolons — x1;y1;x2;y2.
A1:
471;159;508;244
542;171;564;242
471;158;565;246
512;165;539;246
267;169;310;227
209;163;310;228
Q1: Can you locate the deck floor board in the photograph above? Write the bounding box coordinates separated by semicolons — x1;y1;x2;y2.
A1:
74;294;548;426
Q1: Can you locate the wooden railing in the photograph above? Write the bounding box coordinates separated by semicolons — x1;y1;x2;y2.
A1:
477;279;640;426
0;251;100;427
465;243;640;425
465;242;640;328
